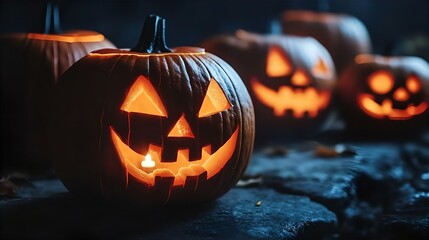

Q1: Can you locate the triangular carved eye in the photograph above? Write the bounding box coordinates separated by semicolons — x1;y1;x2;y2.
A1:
312;57;330;77
121;75;167;117
198;78;232;118
266;45;292;77
406;75;421;93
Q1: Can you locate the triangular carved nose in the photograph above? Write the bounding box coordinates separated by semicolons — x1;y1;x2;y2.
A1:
291;69;309;86
168;113;195;138
393;87;409;101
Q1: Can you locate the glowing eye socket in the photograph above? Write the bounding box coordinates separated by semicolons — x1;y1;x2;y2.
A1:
406;75;421;93
368;71;394;94
266;45;292;77
312;58;330;77
121;75;167;117
198;78;232;118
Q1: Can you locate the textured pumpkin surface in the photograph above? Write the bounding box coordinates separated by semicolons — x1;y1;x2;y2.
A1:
202;31;336;142
52;47;255;205
281;10;372;74
338;54;429;136
0;31;115;170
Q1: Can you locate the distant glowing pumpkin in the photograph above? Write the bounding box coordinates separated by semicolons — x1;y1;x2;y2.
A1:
339;54;429;135
202;30;336;141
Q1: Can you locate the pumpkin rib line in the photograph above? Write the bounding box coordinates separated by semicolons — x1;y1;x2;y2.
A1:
198;54;248;196
100;54;124;193
190;54;229;198
210;54;254;191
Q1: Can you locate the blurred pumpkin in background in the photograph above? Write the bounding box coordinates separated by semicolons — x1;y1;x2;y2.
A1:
338;54;429;137
202;30;336;143
0;1;115;172
51;15;254;205
281;10;372;75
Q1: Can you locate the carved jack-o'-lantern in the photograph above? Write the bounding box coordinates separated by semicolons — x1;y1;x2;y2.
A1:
1;2;115;170
339;54;429;136
202;31;336;141
281;10;372;74
52;15;254;205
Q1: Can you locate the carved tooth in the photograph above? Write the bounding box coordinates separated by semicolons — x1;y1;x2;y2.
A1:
308;109;318;118
173;166;199;186
173;174;186;186
274;107;286;117
293;109;305;118
148;144;162;163
201;145;212;161
153;169;175;178
177;149;190;165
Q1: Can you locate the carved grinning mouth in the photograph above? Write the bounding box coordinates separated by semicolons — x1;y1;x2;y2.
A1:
358;94;428;120
110;127;239;187
251;78;330;117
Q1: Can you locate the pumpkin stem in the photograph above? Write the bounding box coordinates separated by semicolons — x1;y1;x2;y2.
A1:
131;15;172;53
44;0;61;34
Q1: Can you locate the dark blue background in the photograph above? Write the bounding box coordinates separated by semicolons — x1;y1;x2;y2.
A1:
1;0;429;56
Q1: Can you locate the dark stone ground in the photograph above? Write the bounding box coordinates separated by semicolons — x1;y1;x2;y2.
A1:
1;131;429;239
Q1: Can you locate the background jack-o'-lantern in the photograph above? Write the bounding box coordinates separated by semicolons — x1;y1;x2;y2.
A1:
338;54;429;137
281;10;372;75
202;30;336;142
0;1;115;172
51;15;254;205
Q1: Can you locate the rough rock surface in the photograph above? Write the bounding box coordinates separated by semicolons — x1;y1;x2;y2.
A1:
1;134;429;239
1;182;337;239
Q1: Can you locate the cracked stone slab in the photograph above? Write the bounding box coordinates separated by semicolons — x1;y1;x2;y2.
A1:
381;184;429;240
245;148;358;214
1;179;337;239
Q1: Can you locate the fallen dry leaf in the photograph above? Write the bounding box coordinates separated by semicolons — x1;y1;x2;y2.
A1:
314;145;339;158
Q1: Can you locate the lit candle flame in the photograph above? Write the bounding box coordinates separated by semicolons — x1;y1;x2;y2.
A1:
141;154;155;168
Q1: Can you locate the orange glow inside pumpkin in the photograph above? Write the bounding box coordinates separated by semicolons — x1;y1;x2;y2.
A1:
168;114;195;138
111;126;238;187
198;78;232;117
393;88;409;101
368;71;394;94
407;75;421;93
312;58;331;77
111;75;236;187
266;46;292;77
291;69;310;86
251;78;331;117
27;32;105;43
358;94;428;120
121;75;167;117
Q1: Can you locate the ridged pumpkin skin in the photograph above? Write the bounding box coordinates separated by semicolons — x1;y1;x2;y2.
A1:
281;10;372;74
52;18;254;205
1;30;115;170
338;54;429;137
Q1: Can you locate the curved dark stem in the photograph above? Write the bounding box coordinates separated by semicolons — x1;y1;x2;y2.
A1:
131;15;172;53
44;0;61;34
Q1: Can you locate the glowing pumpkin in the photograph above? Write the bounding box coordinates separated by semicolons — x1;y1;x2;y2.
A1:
202;30;336;141
281;10;372;74
51;15;254;205
0;2;115;170
338;54;429;136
